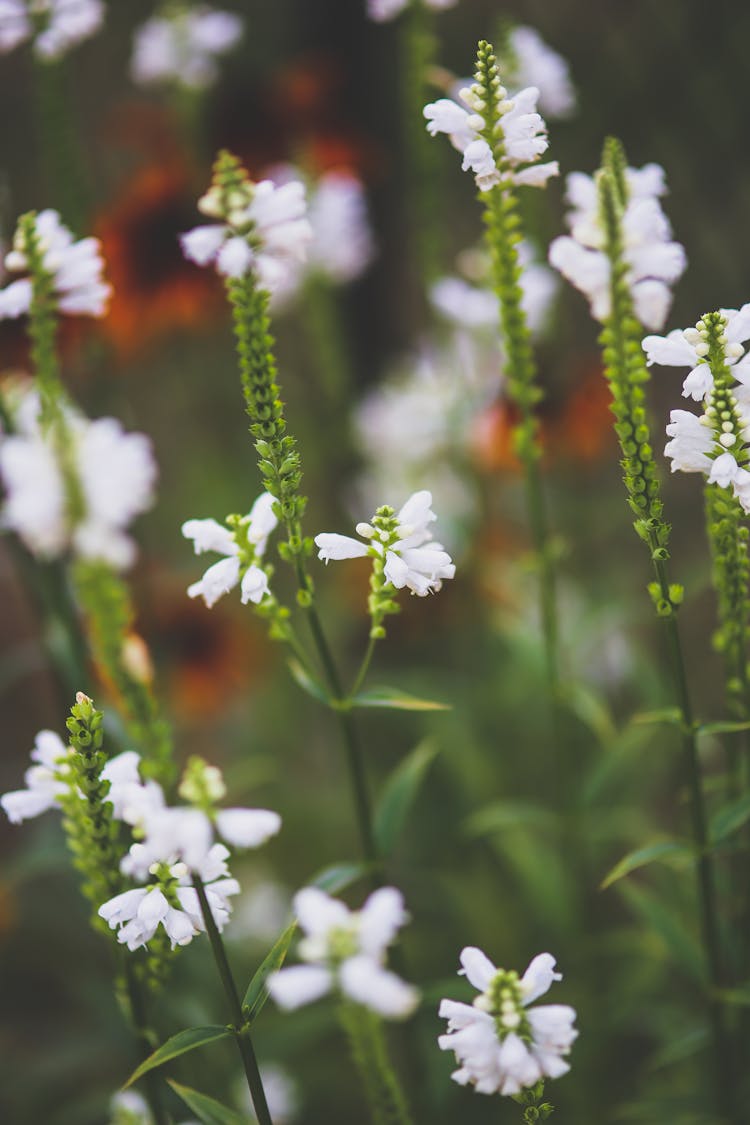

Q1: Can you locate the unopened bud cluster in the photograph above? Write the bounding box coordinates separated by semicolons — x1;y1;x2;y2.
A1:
362;506;403;638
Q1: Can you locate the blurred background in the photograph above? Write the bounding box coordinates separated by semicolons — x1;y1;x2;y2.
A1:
1;1;750;1122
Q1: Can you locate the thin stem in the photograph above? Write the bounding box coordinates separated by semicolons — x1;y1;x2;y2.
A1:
338;1000;414;1125
123;961;169;1125
192;876;273;1125
350;634;378;699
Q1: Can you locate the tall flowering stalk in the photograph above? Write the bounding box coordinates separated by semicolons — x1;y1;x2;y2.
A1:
551;137;736;1121
425;39;561;697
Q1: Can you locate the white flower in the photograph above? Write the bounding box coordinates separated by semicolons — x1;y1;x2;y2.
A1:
367;0;457;22
504;27;576;119
131;5;242;90
0;392;157;567
308;171;374;284
425;73;557;193
181;177;311;294
268;886;419;1019
549;165;686;331
99;845;240;951
315;489;455;597
439;948;577;1096
1;730;72;823
643;304;750;400
0;0;103;59
0;209;111;321
182;491;277;608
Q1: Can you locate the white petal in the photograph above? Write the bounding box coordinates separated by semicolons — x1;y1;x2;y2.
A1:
641;329;697;368
358;887;408;957
520;952;562;1004
215;807;281;848
180;224;227;265
459;946;497;992
340;955;419;1019
217;236;254;277
268;964;332;1009
240;565;270;605
314;533;368;562
187;556;241;607
293;886;351;937
181;517;237;557
709;451;740;488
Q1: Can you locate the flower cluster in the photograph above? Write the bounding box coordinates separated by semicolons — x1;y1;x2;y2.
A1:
644;307;750;510
424;43;558;193
439;947;577;1096
0;0;104;59
315;489;455;599
269;887;419;1019
500;25;576;120
367;0;457;22
180;159;311;295
0;387;156;568
182;491;277;608
0;209;111;320
548;162;687;330
131;3;242;90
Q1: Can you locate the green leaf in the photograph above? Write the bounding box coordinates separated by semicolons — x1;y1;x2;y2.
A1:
311;861;369;894
631;708;683;728
465;801;558;838
374;739;439;854
167;1080;250;1125
620;882;705;983
561;681;617;745
600;841;693;890
287;658;331;705
123;1026;232;1088
697;719;750;736
349;685;450;711
242;920;298;1019
710;793;750;843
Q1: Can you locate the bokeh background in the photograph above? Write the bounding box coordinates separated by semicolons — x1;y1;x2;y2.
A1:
2;1;750;1122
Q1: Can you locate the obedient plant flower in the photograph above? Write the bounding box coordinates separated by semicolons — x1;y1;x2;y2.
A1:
548;163;686;331
315;489;455;619
439;947;578;1095
268;886;419;1019
99;844;240;951
424;56;558;192
123;756;281;874
0;0;104;59
0;209;111;320
180;155;311;295
501;26;576;119
367;0;457;22
0;390;157;567
131;3;242;90
645;308;750;511
182;491;277;608
307;171;374;285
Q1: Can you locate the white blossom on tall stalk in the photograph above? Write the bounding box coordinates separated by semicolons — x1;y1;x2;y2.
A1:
367;0;457;23
548;163;686;330
180;174;311;296
439;947;577;1095
131;3;242;90
315;489;455;597
268;886;419;1019
122;757;281;875
99;844;240;951
0;0;104;59
0;209;111;320
644;307;750;511
501;26;576;119
0;389;156;568
424;58;558;192
431;241;557;337
182;491;277;608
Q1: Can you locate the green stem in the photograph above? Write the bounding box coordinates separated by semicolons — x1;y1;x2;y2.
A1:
302;275;351;404
192;876;273;1125
338;1001;413;1125
123;961;169;1125
350;634;378;699
33;57;89;233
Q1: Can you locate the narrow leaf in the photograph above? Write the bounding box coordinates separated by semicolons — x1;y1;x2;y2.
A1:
311;861;368;894
698;719;750;736
465;801;558;838
710;793;750;843
350;685;450;711
631;708;683;728
562;681;617;745
242;920;298;1019
600;841;693;890
287;659;331;705
124;1026;231;1088
375;739;439;854
167;1080;249;1125
620;882;704;983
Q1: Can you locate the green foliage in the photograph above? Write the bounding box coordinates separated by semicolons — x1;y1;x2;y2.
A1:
338;1001;414;1125
167;1079;250;1125
242;920;298;1019
349;685;450;711
374;739;439;854
600;840;694;890
123;1026;233;1088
